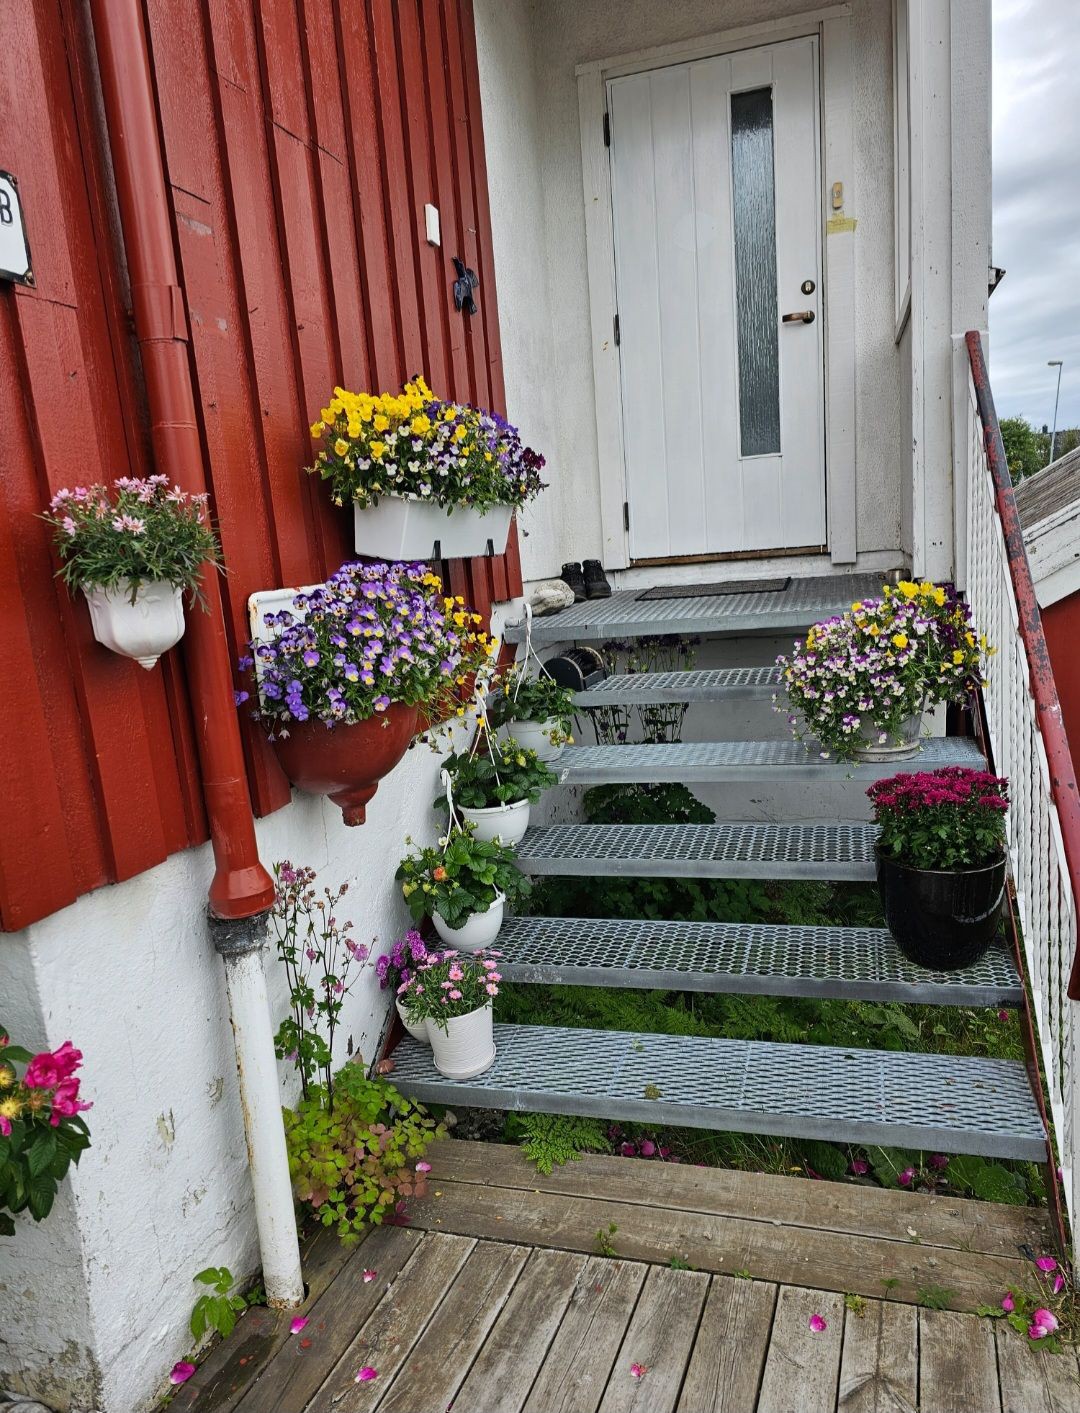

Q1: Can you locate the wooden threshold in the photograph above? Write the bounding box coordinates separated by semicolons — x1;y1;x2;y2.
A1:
630;542;827;567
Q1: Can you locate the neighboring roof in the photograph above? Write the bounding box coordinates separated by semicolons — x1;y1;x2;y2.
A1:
1015;445;1080;531
1015;446;1080;609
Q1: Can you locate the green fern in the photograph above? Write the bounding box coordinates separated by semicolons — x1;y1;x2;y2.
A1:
514;1113;612;1174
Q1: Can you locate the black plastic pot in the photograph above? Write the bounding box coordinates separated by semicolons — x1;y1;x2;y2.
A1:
875;850;1007;970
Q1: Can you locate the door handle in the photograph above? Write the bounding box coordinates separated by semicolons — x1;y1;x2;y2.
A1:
782;310;815;324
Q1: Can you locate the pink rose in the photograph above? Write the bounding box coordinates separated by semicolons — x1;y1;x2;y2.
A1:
49;1077;93;1126
24;1041;83;1090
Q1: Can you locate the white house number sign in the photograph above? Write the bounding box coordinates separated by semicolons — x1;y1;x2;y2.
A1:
0;172;34;287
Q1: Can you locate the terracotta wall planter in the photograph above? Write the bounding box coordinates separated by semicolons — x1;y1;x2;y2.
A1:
270;703;418;825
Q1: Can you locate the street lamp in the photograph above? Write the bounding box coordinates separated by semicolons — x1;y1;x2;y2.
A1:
1048;359;1064;466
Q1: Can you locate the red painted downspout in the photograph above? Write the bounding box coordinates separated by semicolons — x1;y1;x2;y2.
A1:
89;0;274;919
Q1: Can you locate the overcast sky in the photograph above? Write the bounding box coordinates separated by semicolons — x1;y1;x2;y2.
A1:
990;0;1079;430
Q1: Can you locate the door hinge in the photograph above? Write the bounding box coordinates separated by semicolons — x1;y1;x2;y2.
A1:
623;501;630;532
603;111;611;147
613;312;620;346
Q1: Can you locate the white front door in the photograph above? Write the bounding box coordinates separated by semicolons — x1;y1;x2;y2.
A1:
608;37;826;561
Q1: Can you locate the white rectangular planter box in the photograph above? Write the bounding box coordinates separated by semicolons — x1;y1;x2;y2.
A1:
353;497;512;561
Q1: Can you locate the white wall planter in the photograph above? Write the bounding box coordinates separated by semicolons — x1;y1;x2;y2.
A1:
460;798;531;845
82;579;186;670
432;891;505;952
396;997;429;1044
428;1002;495;1079
353;497;512;560
496;717;565;763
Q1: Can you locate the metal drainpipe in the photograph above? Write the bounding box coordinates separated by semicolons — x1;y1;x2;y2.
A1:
89;0;303;1307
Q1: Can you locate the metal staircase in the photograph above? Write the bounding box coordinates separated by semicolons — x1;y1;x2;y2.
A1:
392;575;1048;1166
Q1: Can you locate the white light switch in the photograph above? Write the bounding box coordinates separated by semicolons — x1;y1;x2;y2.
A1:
424;203;441;246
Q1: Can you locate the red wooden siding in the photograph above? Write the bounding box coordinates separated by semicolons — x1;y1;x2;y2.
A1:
0;0;521;932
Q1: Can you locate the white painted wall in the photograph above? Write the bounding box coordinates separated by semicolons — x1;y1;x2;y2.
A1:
476;0;907;583
0;739;453;1413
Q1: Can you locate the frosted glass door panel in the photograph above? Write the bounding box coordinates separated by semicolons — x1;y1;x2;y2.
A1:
608;37;825;560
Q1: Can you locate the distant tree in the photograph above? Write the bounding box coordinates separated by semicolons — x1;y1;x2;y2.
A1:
1000;416;1047;483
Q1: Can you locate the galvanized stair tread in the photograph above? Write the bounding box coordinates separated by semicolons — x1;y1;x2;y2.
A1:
391;1024;1046;1161
575;665;783;705
505;572;887;645
494;915;1023;1007
516;821;878;880
556;735;982;785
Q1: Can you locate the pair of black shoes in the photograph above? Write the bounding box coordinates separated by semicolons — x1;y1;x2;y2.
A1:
561;560;612;602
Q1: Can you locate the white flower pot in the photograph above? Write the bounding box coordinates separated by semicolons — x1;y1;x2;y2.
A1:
353;497;512;560
432;891;505;952
460;798;531;845
496;717;565;763
428;1002;495;1080
82;579;186;670
396;997;429;1045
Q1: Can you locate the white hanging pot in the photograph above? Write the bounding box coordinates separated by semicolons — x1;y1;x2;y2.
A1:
396;997;429;1045
428;1002;495;1079
82;579;186;670
459;797;531;845
353;497;512;560
432;891;505;952
496;717;565;763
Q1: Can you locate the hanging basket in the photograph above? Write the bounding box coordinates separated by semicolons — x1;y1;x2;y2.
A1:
82;579;186;670
495;717;565;763
459;797;532;845
270;702;418;825
353;497;512;560
432;891;505;952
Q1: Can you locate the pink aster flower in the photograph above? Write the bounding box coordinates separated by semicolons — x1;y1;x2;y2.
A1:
170;1362;196;1384
808;1314;827;1333
290;1316;309;1334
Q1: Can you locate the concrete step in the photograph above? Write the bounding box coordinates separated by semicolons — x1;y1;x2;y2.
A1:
555;735;982;786
391;1023;1046;1162
505;572;884;645
493;915;1023;1008
516;821;877;880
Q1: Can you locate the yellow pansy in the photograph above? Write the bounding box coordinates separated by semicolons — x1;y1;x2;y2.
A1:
373;414;390;432
897;581;919;599
892;633;908;649
370;441;385;459
333;439;350;457
411;414;431;435
310;421;325;438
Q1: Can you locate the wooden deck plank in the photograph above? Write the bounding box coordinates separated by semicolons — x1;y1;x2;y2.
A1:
424;1141;1050;1260
522;1258;647;1413
837;1300;917;1413
231;1225;420;1413
306;1232;476;1412
374;1239;531;1413
596;1265;709;1413
756;1287;845;1413
995;1325;1080;1413
676;1275;777;1413
449;1248;588;1413
918;1309;1002;1413
405;1177;1040;1310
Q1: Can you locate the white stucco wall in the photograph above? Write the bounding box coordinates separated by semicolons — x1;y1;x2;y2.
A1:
476;0;907;583
0;739;452;1413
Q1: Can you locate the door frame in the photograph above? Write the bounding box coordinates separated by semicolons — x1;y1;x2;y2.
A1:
576;3;857;571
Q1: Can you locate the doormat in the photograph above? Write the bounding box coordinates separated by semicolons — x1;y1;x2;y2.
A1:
638;576;791;601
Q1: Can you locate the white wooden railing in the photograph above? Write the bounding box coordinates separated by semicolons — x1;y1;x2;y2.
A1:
962;332;1080;1238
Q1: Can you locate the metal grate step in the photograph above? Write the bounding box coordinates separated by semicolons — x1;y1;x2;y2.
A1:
556;735;982;785
575;665;783;706
494;915;1023;1008
391;1024;1046;1161
505;572;888;644
516;821;878;880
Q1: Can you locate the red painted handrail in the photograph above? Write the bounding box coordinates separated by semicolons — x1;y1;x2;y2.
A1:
966;331;1080;999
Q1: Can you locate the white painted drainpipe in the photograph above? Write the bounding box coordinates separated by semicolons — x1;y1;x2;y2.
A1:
213;918;305;1308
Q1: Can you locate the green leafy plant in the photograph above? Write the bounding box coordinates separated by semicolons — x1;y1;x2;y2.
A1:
488;664;575;740
42;476;220;602
916;1285;955;1311
397;824;529;930
270;862;370;1110
669;1256;694;1271
398;950;503;1033
509;1113;613;1173
595;1222;618;1257
283;1061;443;1244
190;1266;249;1342
0;1027;92;1236
976;1255;1075;1351
869;767;1009;871
844;1293;867;1316
582;635;698;745
436;737;557;811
